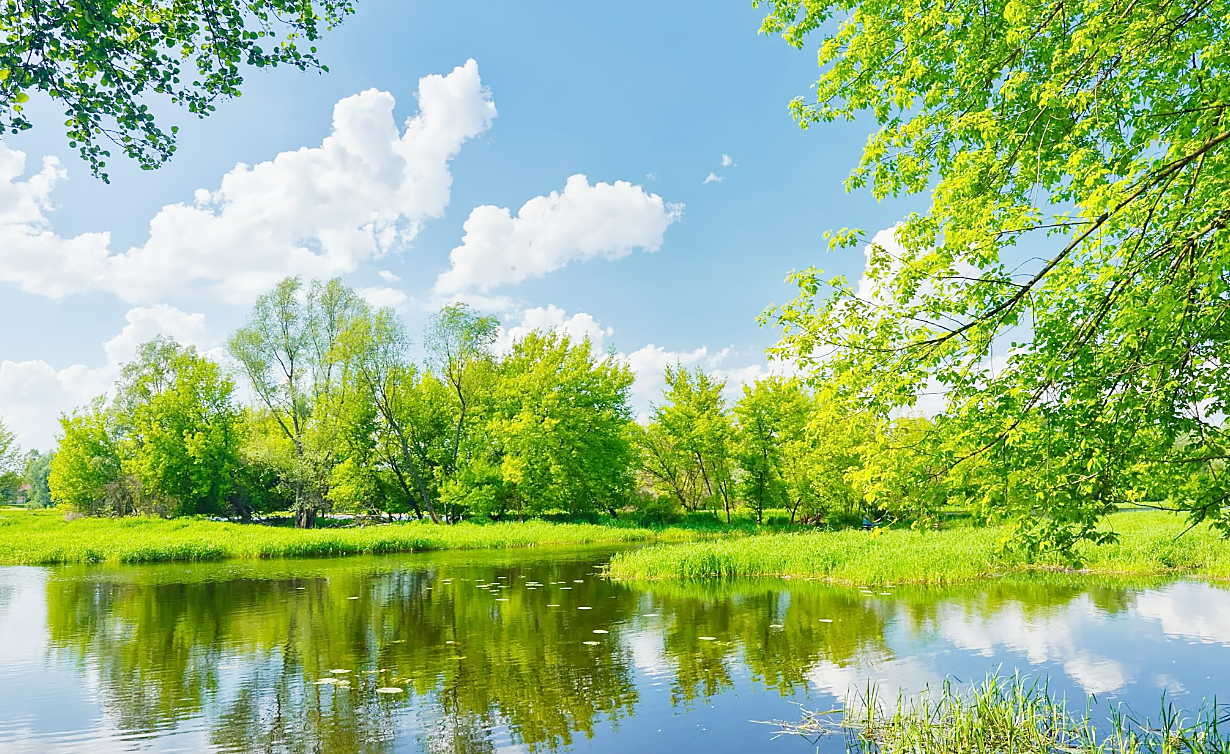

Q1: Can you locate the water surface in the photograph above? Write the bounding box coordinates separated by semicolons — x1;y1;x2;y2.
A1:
0;547;1227;753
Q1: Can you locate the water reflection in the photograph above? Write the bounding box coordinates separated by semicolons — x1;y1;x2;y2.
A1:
0;552;1227;753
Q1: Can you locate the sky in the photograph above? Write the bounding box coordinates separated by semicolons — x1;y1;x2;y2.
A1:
0;0;924;451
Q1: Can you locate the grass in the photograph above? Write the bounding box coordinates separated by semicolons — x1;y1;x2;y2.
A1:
0;508;723;566
605;511;1230;585
771;672;1230;753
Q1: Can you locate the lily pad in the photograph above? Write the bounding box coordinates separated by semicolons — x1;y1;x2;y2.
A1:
698;636;717;641
592;629;609;634
583;641;600;646
376;687;404;694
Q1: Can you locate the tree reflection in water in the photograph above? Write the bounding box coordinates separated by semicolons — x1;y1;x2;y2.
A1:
41;552;1151;753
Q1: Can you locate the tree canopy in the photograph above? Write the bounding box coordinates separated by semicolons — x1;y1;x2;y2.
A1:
759;0;1230;556
0;0;354;181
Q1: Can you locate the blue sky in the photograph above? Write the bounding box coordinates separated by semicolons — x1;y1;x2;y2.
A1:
0;1;921;450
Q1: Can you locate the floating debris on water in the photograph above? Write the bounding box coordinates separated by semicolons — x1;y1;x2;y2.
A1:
583;641;600;646
578;606;592;610
376;687;404;694
698;636;717;641
592;629;608;634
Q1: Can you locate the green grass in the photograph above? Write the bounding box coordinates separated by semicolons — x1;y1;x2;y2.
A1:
0;509;721;566
606;511;1230;584
774;672;1230;753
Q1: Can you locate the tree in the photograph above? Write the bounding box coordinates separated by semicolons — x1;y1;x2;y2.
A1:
338;304;443;522
229;276;363;527
0;0;354;181
485;331;638;519
759;0;1230;555
0;418;18;503
424;303;500;482
22;449;54;507
644;365;738;522
732;377;810;524
114;337;242;517
49;399;123;515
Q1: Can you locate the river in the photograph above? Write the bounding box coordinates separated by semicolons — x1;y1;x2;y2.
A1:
0;547;1227;752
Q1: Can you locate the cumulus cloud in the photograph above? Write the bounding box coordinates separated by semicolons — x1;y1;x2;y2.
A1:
357;286;409;310
496;304;614;355
0;306;220;450
720;154;735;167
378;270;402;284
702;172;723;185
0;60;496;305
433;175;681;301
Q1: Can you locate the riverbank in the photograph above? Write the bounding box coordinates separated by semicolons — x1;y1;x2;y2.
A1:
605;511;1230;584
0;509;724;565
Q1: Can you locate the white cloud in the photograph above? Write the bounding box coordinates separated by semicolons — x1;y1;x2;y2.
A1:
1135;582;1230;646
702;172;723;185
0;306;219;450
720;154;734;167
0;60;496;305
357;286;409;310
433;175;681;300
378;270;402;284
496;304;613;355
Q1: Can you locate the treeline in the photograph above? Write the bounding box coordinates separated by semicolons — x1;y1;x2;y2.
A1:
28;276;962;528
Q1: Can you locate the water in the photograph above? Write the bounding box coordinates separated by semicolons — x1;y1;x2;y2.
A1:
0;547;1228;753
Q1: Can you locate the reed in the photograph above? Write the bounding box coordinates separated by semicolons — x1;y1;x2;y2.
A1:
771;673;1230;754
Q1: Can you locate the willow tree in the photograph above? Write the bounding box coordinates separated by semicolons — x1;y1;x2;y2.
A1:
339;304;442;523
759;0;1230;556
0;0;353;181
229;277;363;527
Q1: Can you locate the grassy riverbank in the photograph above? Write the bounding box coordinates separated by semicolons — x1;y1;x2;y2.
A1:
606;512;1230;584
0;509;721;565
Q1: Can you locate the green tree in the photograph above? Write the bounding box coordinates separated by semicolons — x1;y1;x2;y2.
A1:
115;337;242;517
49;399;123;514
338;304;443;522
485;331;638;519
647;364;738;522
229;276;363;527
424;303;500;481
759;0;1230;555
22;449;54;507
732;377;810;523
0;418;18;503
0;0;354;181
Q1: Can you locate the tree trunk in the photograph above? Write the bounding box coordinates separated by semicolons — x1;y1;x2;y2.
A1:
295;506;316;529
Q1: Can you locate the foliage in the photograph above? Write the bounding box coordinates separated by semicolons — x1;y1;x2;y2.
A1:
21;449;53;507
49;400;120;514
48;340;242;517
0;0;354;181
637;364;737;520
485;331;638;519
229;277;364;527
758;0;1230;557
732;377;809;523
